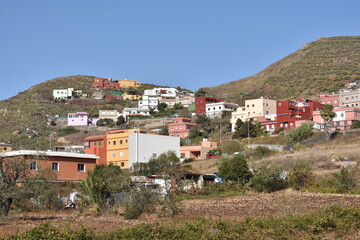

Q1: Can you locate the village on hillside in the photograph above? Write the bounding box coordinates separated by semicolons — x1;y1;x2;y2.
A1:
2;76;360;238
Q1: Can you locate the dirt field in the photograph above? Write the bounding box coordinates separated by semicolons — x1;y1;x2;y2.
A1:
2;190;360;238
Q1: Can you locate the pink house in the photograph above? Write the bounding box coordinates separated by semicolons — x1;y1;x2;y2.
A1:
68;112;99;126
313;107;360;130
180;140;217;160
320;93;340;107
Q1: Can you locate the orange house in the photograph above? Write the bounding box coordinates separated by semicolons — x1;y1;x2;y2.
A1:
84;135;107;164
180;140;218;160
1;150;98;181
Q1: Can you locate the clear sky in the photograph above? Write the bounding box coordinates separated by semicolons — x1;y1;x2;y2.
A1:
1;0;360;100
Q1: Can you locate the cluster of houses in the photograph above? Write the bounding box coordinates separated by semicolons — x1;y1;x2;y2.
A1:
14;78;359;187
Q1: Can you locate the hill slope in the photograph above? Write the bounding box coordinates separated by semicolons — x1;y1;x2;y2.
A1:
205;36;360;103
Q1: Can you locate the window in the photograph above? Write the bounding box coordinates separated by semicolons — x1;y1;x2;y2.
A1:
120;140;123;144
111;152;116;158
30;161;37;171
113;141;116;145
52;162;59;171
126;139;128;143
121;162;125;167
120;152;124;157
98;141;102;146
94;142;97;146
152;153;157;157
77;164;85;172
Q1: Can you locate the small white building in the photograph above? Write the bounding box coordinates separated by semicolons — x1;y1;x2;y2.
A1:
99;110;120;122
53;88;74;100
138;96;159;110
123;108;151;117
206;102;239;118
144;87;178;98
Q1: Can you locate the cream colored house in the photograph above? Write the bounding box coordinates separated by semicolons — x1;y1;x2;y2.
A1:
231;97;276;131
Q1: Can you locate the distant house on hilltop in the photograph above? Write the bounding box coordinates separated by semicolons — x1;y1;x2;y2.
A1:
92;78;119;89
117;79;141;88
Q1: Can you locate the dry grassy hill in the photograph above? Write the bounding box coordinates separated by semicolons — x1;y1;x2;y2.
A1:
205;36;360;103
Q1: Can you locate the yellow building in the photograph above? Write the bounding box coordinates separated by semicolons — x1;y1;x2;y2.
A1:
117;80;141;88
104;129;179;169
123;93;142;100
106;129;154;168
0;143;12;153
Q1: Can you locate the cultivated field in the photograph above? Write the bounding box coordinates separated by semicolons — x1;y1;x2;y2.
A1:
2;190;360;238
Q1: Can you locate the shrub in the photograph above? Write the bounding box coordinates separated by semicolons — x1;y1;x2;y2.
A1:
183;158;194;163
251;167;287;193
123;187;158;219
252;146;273;158
285;122;314;145
288;162;314;190
333;167;356;193
56;126;79;136
218;155;252;185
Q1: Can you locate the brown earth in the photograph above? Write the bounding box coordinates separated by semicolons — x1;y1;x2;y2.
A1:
2;191;360;238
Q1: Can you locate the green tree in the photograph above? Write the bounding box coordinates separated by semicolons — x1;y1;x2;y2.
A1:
116;116;125;126
288;162;314;190
173;103;184;110
320;104;337;139
232;121;265;139
251;167;287;193
334;167;356;193
218;155;252;185
79;164;131;213
0;157;29;217
97;118;115;127
285;122;314;145
132;151;182;217
195;114;213;132
159;125;169;136
194;88;207;97
157;102;168;112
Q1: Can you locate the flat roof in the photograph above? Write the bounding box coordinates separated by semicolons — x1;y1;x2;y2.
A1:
1;150;99;159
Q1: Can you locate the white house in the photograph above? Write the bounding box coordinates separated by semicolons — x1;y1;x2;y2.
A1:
138;96;159;110
206;102;239;118
123;108;150;117
99;110;120;122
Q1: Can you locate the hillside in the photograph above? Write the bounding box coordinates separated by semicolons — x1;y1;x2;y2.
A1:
205;36;360;103
0;75;188;149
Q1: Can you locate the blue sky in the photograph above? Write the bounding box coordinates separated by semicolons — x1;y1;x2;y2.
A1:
1;0;360;100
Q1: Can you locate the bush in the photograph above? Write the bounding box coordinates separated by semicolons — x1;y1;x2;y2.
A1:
334;167;356;193
251;167;287;193
123;187;158;219
252;146;273;158
218;155;252;185
288;162;314;190
183;158;194;163
56;126;79;136
285;122;314;145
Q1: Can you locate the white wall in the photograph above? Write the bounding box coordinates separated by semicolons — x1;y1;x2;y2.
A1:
128;133;180;168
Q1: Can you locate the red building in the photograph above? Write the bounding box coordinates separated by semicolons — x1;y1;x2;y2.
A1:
84;135;107;165
261;98;323;132
168;117;197;139
92;78;119;89
195;97;222;115
319;93;340;107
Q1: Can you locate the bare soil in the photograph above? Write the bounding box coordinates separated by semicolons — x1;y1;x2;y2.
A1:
2;190;360;238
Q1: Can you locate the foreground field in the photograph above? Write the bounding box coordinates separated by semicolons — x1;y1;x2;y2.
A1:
2;190;360;238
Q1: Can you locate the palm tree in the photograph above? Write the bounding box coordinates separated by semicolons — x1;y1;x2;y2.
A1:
320;104;336;139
